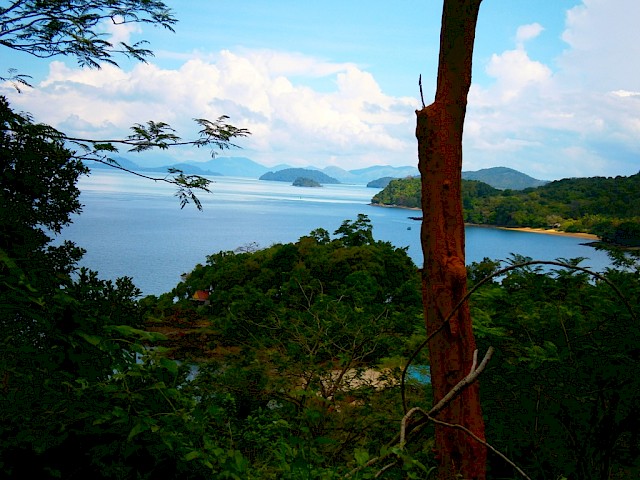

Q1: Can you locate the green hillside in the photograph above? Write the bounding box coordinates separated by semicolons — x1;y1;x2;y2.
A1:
372;172;640;245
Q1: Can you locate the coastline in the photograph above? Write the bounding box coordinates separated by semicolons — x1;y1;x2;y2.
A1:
492;226;599;240
370;204;601;240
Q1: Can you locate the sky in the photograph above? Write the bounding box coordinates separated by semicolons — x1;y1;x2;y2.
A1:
2;0;640;181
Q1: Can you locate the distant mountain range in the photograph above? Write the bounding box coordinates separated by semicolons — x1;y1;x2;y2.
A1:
88;156;546;190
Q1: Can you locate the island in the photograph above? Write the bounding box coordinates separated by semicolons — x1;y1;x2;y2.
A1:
292;177;322;187
260;168;340;184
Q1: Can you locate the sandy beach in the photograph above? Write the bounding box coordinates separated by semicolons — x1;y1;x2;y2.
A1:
494;226;599;240
371;205;602;240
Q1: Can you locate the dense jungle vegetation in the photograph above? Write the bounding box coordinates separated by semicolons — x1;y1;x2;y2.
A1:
3;93;639;476
371;174;640;246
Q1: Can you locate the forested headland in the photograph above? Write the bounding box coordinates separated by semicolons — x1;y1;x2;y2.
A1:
371;173;640;246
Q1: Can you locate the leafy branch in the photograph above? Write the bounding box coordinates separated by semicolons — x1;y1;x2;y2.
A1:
345;346;536;479
0;0;176;68
65;116;250;153
3;111;250;210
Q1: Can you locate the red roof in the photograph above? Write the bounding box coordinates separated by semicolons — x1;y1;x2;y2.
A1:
192;290;210;301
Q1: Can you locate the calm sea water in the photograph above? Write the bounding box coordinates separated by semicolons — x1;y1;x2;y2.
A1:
56;170;613;296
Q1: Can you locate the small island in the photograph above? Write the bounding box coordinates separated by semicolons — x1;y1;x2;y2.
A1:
292;177;322;187
260;167;340;184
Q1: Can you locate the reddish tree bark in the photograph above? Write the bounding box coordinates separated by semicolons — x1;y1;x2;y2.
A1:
416;1;486;479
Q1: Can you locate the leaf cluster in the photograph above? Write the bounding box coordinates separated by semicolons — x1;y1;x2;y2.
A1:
0;0;176;69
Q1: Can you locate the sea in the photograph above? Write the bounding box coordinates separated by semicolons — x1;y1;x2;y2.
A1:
55;169;613;297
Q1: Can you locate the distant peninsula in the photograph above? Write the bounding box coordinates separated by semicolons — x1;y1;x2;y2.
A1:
260;168;339;184
371;172;640;246
292;177;322;187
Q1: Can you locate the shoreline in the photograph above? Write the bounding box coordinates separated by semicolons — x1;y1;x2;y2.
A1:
370;204;601;240
491;226;599;240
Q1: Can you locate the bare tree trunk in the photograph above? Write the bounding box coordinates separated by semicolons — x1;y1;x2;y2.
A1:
416;1;486;478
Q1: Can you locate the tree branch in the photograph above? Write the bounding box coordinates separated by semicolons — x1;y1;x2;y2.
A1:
426;415;532;480
347;347;499;478
400;347;493;448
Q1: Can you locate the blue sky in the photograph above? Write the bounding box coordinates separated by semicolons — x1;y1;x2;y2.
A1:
3;0;639;180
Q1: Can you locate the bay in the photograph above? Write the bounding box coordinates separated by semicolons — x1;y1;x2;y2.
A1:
57;169;613;296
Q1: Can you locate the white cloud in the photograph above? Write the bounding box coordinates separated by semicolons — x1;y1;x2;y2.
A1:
102;15;142;46
464;2;640;179
515;23;544;45
610;90;640;98
2;50;417;169
559;0;640;92
484;48;551;101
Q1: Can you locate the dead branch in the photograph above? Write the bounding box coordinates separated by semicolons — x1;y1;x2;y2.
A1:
401;347;493;448
347;347;499;478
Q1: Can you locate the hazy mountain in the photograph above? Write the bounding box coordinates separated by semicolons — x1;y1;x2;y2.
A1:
184;156;269;177
320;166;360;184
142;162;222;176
349;165;419;183
367;177;396;188
87;155;141;171
260;168;340;184
89;156;545;191
271;163;295;172
462;167;547;190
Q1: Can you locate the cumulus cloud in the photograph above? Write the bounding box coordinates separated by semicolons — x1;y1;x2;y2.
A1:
560;0;640;92
483;49;551;102
3;50;417;169
465;1;640;179
3;1;639;180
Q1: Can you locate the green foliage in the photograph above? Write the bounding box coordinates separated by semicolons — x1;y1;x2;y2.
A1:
0;96;251;478
0;95;87;248
144;216;428;476
373;173;640;245
469;256;640;479
333;213;375;246
372;176;422;209
0;0;176;70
